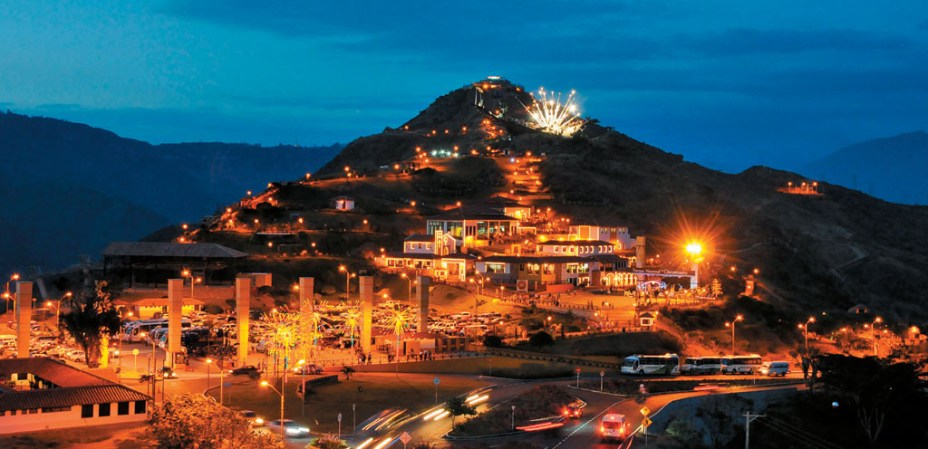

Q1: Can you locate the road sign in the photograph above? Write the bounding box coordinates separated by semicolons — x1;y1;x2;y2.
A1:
338;413;342;423
132;349;139;356
575;367;581;374
642;417;653;427
640;406;651;416
600;370;604;377
400;431;412;445
433;376;440;385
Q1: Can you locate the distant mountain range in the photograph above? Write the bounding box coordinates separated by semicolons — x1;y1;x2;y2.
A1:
0;111;341;275
802;131;928;205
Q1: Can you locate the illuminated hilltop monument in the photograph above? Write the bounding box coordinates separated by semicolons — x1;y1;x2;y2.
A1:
523;87;585;137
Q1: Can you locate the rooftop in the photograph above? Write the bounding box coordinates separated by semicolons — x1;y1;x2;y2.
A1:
103;242;248;259
0;358;150;412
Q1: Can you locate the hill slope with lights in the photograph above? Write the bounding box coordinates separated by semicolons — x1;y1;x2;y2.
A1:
207;78;928;322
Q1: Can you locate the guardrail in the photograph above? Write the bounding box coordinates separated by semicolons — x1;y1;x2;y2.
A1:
485;347;621;370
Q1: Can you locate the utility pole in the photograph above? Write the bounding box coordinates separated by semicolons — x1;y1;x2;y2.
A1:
744;412;765;449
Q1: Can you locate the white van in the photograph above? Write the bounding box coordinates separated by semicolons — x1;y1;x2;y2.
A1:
759;361;790;377
600;413;630;442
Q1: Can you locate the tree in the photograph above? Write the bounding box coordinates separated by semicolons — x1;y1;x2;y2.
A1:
444;396;477;431
710;279;723;298
151;393;280;449
528;331;554;347
60;280;121;367
483;335;503;348
341;365;355;380
695;395;752;449
818;354;922;444
664;417;704;449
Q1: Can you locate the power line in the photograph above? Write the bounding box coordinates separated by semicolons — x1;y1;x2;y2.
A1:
763;416;844;449
761;420;842;449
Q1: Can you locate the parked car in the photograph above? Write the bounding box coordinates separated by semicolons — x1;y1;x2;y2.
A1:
266;419;310;437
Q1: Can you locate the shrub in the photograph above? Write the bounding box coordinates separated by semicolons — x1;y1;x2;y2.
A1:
529;331;554;347
483;335;503;348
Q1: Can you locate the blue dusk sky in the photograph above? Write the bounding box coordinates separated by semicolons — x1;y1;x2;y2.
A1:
1;1;926;172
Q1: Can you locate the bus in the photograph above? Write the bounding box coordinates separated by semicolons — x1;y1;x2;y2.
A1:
121;319;191;342
721;355;763;374
680;356;724;375
620;354;680;375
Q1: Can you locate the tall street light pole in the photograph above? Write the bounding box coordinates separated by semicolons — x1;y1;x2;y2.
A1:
801;317;816;353
685;241;704;289
725;314;744;355
260;380;286;441
870;317;882;356
5;273;20;312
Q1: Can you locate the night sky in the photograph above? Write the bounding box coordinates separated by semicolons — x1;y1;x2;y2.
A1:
2;1;926;172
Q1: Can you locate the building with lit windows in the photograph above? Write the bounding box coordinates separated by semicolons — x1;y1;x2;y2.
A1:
0;358;150;434
425;208;519;250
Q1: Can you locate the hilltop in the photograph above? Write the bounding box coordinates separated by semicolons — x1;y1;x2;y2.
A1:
802;131;928;205
199;78;928;321
0;111;340;274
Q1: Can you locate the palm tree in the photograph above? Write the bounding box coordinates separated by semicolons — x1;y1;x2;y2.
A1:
387;307;409;376
343;305;361;350
266;312;301;381
341;365;355;380
444;397;476;432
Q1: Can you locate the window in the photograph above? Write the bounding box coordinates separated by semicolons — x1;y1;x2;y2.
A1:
118;402;130;416
99;403;111;417
81;404;93;418
42;406;70;413
134;401;147;414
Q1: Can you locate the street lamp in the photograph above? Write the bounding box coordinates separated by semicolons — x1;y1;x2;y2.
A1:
338;266;355;303
725;314;744;355
206;358;212;395
181;269;201;300
401;273;414;303
5;273;20;312
870;317;883;356
685;241;703;288
260;380;286;441
46;291;71;334
798;317;815;353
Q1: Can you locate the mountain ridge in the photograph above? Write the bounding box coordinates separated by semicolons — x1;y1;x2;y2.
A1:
0;111;341;275
269;79;928;320
802;130;928;205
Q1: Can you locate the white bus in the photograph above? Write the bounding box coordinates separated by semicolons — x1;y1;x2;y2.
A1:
721;355;763;374
680;356;724;375
620;354;680;375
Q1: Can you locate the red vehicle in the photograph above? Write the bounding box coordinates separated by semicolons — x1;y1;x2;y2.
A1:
562;399;586;419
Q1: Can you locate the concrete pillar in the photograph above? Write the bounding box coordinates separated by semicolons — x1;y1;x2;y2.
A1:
359;275;373;357
15;282;32;358
166;279;184;368
299;277;314;361
635;236;646;269
417;276;431;333
236;277;251;366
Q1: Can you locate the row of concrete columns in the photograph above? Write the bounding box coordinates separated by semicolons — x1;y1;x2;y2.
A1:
12;274;431;366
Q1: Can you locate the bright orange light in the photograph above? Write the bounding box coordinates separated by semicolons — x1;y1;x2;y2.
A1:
685;241;703;256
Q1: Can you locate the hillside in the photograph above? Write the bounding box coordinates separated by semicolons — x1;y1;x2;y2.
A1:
205;79;928;321
0;111;340;274
802;131;928;205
